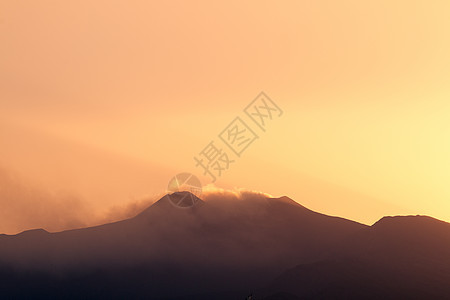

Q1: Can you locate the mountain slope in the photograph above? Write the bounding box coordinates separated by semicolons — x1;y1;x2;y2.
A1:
263;215;450;299
0;192;366;299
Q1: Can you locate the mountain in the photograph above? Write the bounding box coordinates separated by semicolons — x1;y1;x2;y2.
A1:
0;192;366;299
1;192;450;299
263;215;450;299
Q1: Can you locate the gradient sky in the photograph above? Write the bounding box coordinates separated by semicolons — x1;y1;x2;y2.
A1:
1;0;450;233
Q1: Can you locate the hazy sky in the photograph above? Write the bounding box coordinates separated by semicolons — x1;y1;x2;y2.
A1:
1;0;450;233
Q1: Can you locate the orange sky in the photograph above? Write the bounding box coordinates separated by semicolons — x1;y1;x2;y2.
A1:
1;0;450;233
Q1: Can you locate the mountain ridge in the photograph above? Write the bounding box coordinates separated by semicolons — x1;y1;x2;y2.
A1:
6;192;449;237
0;192;449;299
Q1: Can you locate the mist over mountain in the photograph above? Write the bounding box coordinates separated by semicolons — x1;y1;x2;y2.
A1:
0;192;449;299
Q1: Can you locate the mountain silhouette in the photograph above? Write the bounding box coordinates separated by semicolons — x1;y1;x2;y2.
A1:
0;192;449;299
263;215;450;299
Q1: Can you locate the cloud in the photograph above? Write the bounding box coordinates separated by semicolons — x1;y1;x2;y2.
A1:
201;184;273;201
0;168;276;235
0;167;96;234
100;194;162;224
0;166;163;234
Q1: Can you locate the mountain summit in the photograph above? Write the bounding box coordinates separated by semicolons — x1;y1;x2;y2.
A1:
136;191;204;217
